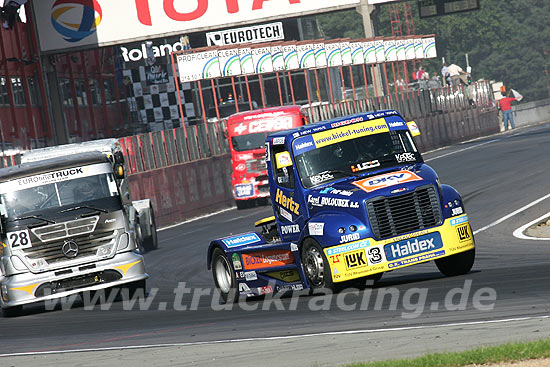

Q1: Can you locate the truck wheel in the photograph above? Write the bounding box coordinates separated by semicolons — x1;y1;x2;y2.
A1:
236;200;249;210
211;248;238;303
123;279;147;300
435;249;475;277
302;238;338;292
2;305;23;318
143;211;158;252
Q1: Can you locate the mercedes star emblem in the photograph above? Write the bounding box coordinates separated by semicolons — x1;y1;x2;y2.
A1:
62;240;79;259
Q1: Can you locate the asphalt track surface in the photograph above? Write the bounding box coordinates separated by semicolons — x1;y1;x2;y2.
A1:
2;122;550;366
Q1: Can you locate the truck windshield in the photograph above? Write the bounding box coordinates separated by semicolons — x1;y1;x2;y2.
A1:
0;168;118;219
294;130;421;188
231;132;269;152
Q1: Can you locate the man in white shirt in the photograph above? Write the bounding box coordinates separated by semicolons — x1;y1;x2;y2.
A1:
447;63;469;86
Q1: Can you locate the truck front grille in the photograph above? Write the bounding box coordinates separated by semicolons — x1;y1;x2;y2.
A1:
246;158;267;174
24;230;117;264
366;185;441;240
31;217;99;242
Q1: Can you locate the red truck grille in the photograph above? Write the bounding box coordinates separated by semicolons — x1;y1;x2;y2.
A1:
246;158;267;174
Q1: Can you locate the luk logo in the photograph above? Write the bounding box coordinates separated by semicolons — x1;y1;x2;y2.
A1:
456;224;471;242
352;170;423;193
51;0;103;43
344;249;367;270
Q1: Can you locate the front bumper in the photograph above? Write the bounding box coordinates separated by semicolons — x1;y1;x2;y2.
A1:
1;251;148;308
324;214;475;283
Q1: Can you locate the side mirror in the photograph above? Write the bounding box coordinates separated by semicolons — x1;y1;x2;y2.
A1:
114;151;125;165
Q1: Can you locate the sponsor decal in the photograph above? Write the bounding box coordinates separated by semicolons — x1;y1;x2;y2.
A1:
290;243;299;252
247;118;294;134
352;170;423;193
320;187;354;197
331;117;365;128
258;286;274;295
312;120;389;148
275;152;292;169
1;163;112;194
235;163;246;172
407;121;421;137
206;22;284;46
388;121;405;128
242;249;294;270
385;232;443;261
272;137;285;145
279;207;293;222
340;232;360;243
450;215;469;226
233;123;248;135
239;283;251;292
310;172;334;185
456;224;472;242
235;183;254;198
265;142;270;162
104;218;116;224
244;271;258;281
391;187;408;194
266;269;301;282
222;233;262;248
344;249;368;270
276;284;304;292
308;196;360;209
232;253;243;270
308;222;324;236
395;153;416;163
281;224;300;235
351;160;380;172
451;207;464;216
326;240;370;256
235;271;244;279
388;250;445;269
51;0;102;43
293;136;316;155
275;189;300;216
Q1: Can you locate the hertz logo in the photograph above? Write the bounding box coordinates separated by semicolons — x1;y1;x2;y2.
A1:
275;188;300;216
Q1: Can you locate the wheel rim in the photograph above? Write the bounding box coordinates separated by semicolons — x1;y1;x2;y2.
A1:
214;256;233;293
303;246;325;287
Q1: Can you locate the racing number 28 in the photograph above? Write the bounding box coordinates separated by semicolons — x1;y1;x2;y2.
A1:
8;230;31;249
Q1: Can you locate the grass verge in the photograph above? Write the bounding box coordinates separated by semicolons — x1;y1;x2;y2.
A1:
346;338;550;367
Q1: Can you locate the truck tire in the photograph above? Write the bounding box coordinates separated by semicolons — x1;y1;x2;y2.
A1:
301;238;339;292
236;200;249;210
435;249;475;277
2;305;23;318
211;248;238;303
142;211;158;252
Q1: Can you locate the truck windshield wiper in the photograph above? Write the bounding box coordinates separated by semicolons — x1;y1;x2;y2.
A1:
60;205;108;214
11;215;56;226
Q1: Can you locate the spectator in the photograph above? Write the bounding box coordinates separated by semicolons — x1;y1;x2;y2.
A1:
498;91;517;131
447;63;469;86
441;63;451;86
417;66;429;90
0;0;26;30
428;72;441;89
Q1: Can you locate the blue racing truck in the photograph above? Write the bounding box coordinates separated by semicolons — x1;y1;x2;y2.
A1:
207;110;475;299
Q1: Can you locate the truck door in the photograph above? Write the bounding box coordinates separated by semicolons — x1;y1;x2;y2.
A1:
270;144;305;242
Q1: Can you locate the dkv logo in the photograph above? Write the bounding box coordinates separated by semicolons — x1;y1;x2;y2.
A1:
353;170;423;193
51;0;103;43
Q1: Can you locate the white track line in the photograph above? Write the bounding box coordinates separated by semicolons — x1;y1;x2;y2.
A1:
158;207;235;231
424;139;498;162
0;316;547;358
474;193;550;235
513;211;550;241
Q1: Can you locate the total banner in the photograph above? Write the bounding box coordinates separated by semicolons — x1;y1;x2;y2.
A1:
34;0;361;53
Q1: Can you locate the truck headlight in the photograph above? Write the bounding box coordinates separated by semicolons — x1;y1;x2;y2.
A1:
1;284;8;302
117;233;129;252
10;256;27;271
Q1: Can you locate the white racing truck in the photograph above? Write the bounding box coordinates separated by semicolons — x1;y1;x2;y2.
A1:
0;139;157;316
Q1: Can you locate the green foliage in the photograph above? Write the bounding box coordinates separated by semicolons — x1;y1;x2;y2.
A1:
316;1;550;101
346;338;550;367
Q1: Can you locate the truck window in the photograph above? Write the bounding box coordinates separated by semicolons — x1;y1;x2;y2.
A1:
294;130;421;189
231;132;270;152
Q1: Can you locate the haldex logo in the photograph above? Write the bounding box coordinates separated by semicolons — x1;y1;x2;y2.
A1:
51;0;103;43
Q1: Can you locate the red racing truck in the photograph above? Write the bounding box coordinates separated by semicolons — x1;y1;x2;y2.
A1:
227;106;307;209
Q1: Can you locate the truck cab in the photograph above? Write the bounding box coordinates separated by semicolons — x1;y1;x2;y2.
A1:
0;147;151;316
227;105;307;209
208;110;475;299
